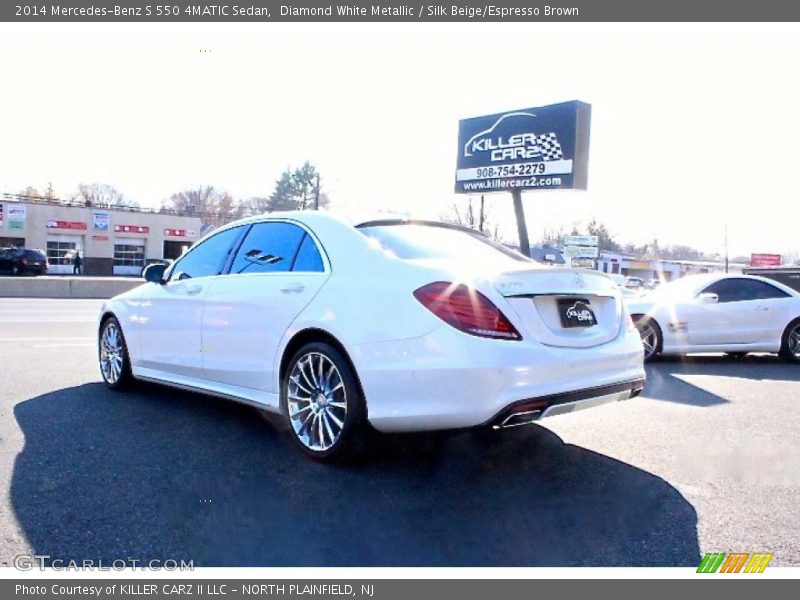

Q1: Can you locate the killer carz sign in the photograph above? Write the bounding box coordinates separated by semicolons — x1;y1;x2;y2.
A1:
455;100;591;194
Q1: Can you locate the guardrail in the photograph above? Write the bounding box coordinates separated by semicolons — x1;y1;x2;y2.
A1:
0;276;144;299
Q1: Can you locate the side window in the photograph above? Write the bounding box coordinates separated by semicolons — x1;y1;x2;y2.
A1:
292;234;324;272
747;280;790;300
702;278;790;303
701;279;735;304
230;222;306;275
168;226;243;281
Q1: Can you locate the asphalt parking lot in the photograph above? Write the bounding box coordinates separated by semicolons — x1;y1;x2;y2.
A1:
0;298;798;567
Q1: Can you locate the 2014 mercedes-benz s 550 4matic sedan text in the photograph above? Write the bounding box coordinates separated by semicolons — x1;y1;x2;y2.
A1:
98;212;645;460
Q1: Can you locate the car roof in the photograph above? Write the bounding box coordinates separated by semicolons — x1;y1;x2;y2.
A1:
208;211;484;238
665;272;800;296
354;217;490;236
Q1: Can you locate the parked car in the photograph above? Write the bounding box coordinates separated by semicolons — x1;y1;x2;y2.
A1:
98;212;645;460
0;247;48;275
627;274;800;362
625;276;646;289
645;278;663;289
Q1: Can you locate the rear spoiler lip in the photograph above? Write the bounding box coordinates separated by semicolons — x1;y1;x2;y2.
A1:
502;291;620;299
498;266;615;280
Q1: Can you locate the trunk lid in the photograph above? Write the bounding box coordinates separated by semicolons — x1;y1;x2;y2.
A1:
493;268;623;348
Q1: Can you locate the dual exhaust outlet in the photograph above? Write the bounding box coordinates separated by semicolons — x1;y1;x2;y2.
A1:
495;409;542;429
493;385;644;430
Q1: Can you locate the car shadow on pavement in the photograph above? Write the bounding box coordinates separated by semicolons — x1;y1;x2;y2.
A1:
12;382;700;567
644;354;800;408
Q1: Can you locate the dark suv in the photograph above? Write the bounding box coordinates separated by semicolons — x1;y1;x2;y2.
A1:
0;247;49;275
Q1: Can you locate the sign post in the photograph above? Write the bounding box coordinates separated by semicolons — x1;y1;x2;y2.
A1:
455;100;591;257
511;190;531;258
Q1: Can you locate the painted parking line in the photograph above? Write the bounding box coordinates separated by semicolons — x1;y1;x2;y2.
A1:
32;343;95;348
0;337;94;342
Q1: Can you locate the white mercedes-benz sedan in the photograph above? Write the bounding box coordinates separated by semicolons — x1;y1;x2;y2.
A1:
626;273;800;362
98;212;645;460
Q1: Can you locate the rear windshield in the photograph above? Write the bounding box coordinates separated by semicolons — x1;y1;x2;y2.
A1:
357;223;533;265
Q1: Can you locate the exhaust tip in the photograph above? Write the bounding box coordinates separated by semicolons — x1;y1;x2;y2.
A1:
495;410;542;429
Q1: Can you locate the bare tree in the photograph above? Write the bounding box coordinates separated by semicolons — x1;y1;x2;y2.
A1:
442;197;502;241
539;226;566;247
162;186;236;228
446;200;478;229
240;196;271;216
74;183;134;208
17;186;44;201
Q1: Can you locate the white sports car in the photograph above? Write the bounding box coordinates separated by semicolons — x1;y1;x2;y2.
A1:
626;273;800;362
98;212;645;460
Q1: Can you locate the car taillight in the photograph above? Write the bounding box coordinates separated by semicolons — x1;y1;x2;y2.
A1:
20;258;27;265
413;282;522;341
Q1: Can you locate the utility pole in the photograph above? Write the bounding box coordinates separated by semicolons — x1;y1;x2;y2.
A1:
511;189;531;258
724;223;729;273
479;195;485;233
313;173;321;210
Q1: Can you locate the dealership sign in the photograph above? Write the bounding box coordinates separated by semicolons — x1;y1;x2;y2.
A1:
7;205;26;220
93;211;110;231
563;233;599;265
115;224;149;234
751;253;781;267
455;100;591;194
563;245;599;259
564;234;598;247
5;204;26;230
46;220;87;230
165;228;196;238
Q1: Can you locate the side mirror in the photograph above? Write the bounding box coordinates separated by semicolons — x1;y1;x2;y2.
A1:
143;263;167;284
697;292;719;304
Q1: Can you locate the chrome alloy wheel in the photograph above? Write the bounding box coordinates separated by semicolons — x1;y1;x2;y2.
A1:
788;323;800;359
287;352;348;452
100;321;124;384
638;321;658;360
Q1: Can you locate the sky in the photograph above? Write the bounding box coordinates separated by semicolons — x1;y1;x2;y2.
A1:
1;22;799;257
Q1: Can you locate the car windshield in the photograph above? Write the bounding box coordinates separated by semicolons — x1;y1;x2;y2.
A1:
357;223;534;267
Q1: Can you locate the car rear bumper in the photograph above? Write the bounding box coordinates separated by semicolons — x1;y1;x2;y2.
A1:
485;378;645;429
351;323;646;433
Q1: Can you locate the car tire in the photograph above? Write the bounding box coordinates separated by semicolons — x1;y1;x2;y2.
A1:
633;315;661;362
281;341;367;461
779;319;800;364
98;316;134;389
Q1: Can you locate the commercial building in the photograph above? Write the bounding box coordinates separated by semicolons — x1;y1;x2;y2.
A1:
597;253;747;281
0;199;203;276
597;253;682;281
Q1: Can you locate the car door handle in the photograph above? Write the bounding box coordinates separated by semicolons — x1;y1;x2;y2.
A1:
755;306;770;311
280;283;305;294
185;285;202;296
